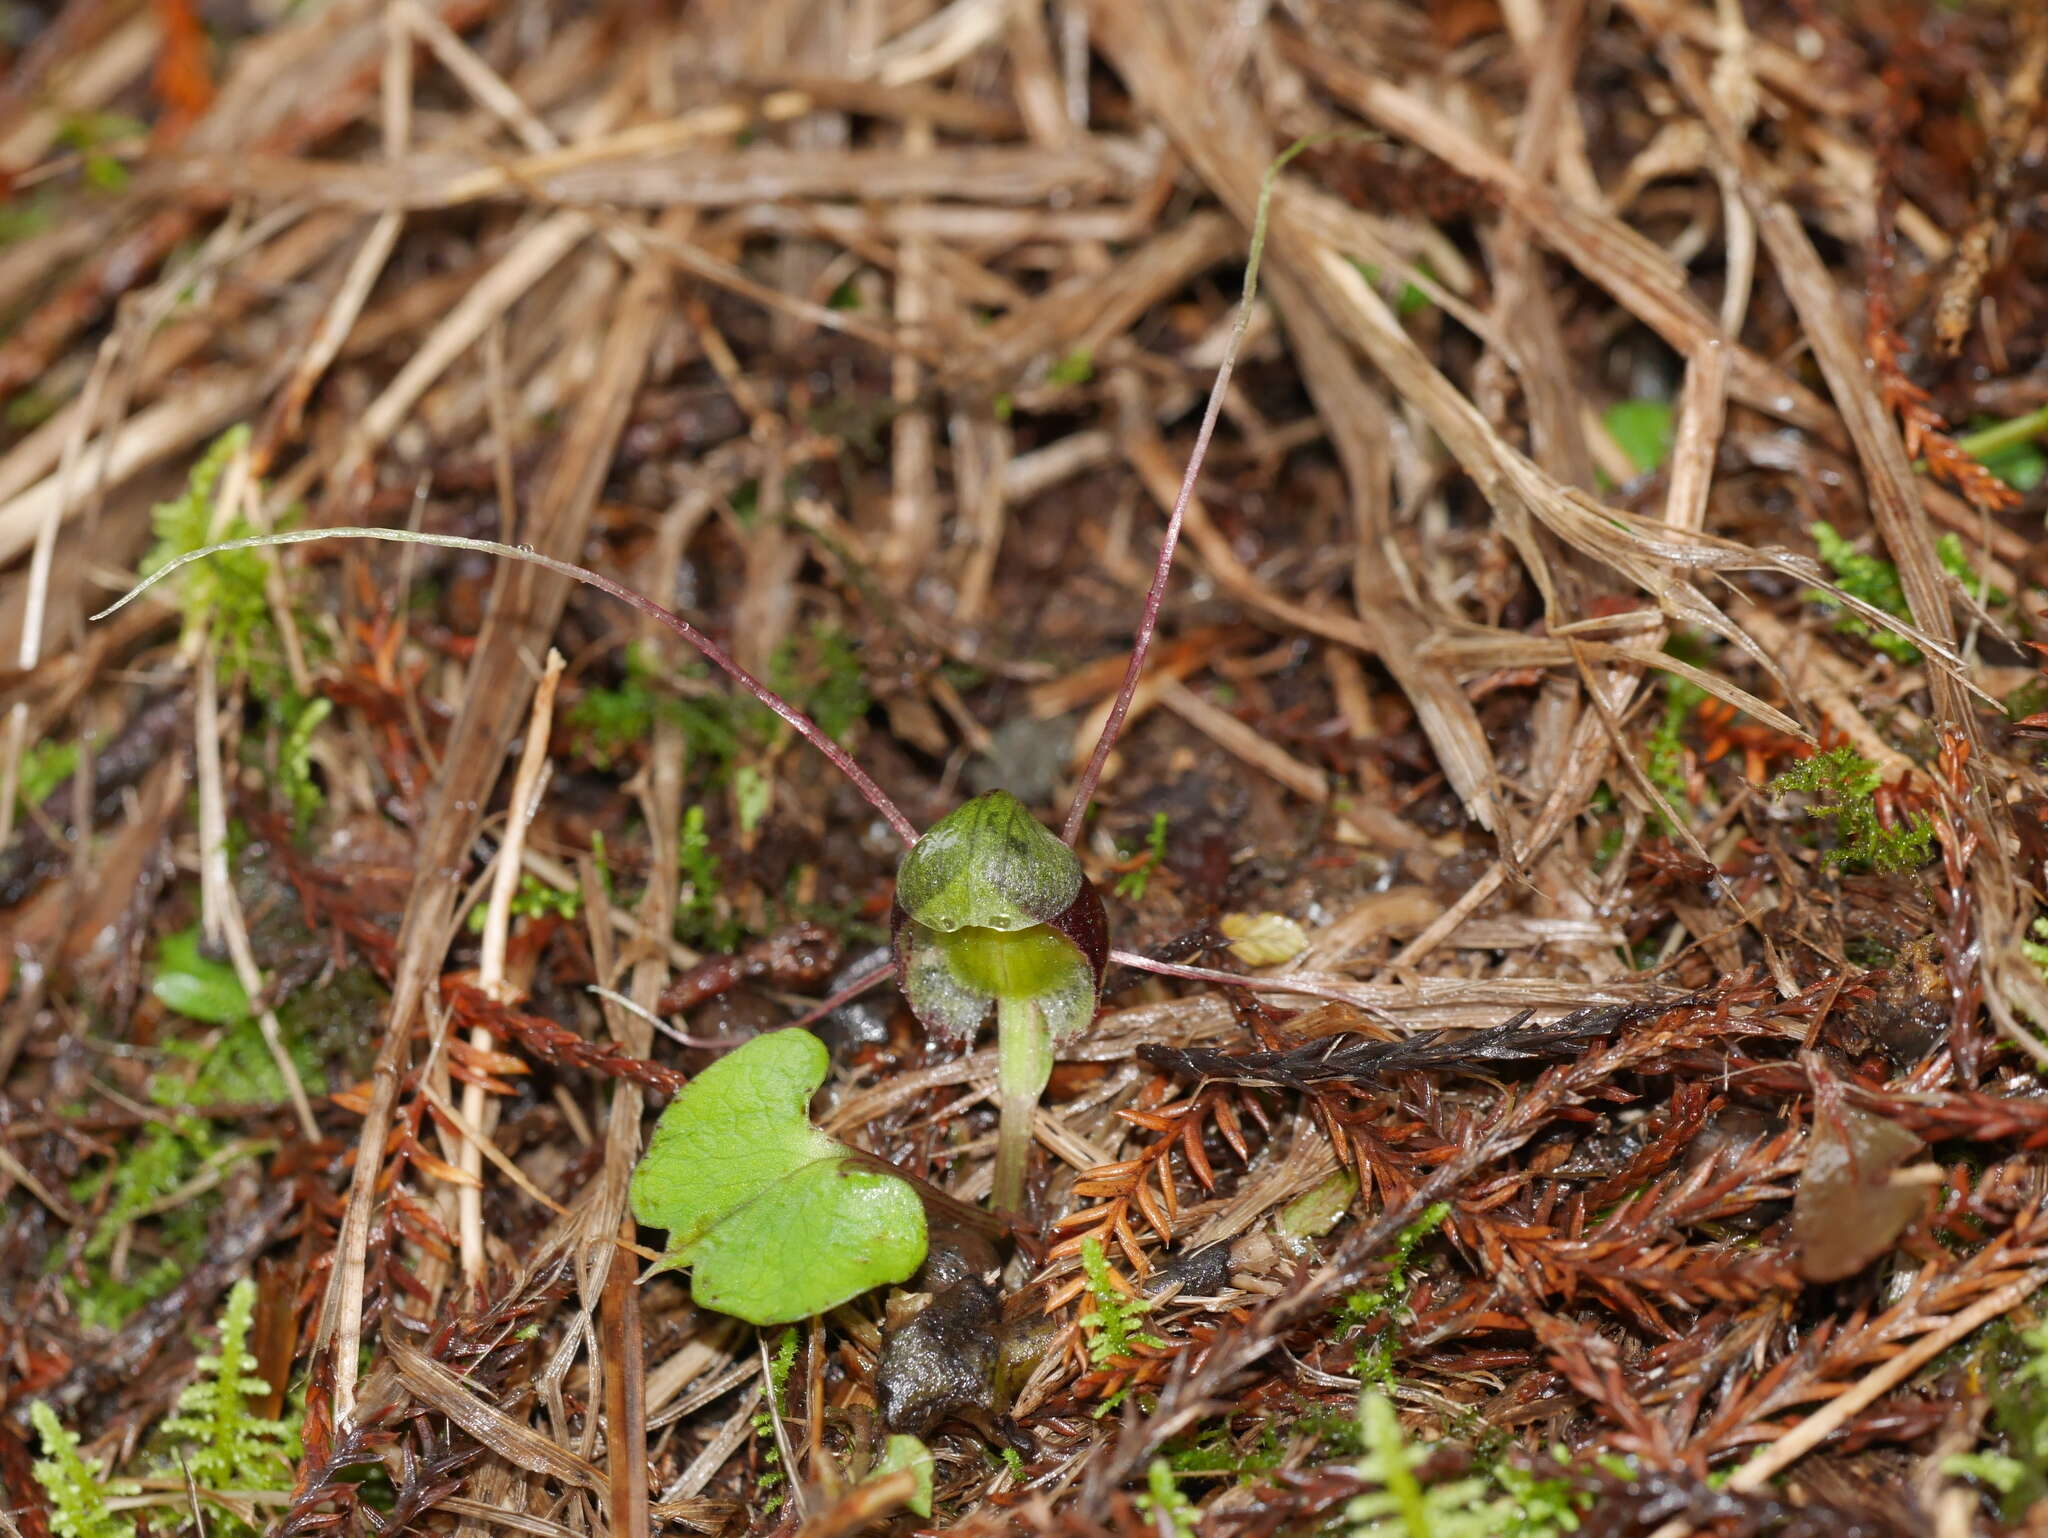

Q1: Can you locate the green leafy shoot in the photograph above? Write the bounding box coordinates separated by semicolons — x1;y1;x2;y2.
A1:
1765;747;1932;874
159;1278;296;1508
1935;531;2004;606
766;1325;800;1414
1603;398;1675;477
1347;257;1435;319
569;642;678;770
1079;1234;1168;1371
1942;1312;2048;1517
1114;812;1171;901
18;738;79;812
1802;522;1998;660
1348;1391;1476;1537
628;1029;926;1324
872;1434;936;1520
1047;347;1095;387
1137;1458;1200;1537
1341;1202;1450;1389
1490;1459;1596;1537
1347;1393;1593;1538
466;872;581;933
142;426;284;681
276;694;331;828
677;804;741;952
29;1402;136;1538
1958;403;2048;491
151;927;252;1024
1642;677;1706;832
1805;520;1917;662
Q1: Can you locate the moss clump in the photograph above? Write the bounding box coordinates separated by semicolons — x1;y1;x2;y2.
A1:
1765;747;1932;874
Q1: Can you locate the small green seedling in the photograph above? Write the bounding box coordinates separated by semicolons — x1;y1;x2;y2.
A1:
97;145;1353;1275
629;1029;926;1324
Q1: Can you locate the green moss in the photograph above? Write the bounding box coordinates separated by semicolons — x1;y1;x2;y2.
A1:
575;626;867;783
1347;1393;1595;1538
159;1278;297;1519
1348;257;1436;319
1936;532;2005;605
569;642;676;770
17;738;78;812
1765;746;1932;874
1047;348;1095;387
1114;812;1171;901
465;872;580;934
66;944;343;1328
1806;520;1918;662
676;804;740;952
28;1402;136;1538
1942;1314;2048;1518
57;112;144;197
142;427;289;685
163;1017;323;1107
1137;1459;1200;1537
766;1326;799;1414
775;625;870;746
72;1117;216;1262
1079;1235;1168;1370
276;694;331;828
1340;1202;1450;1389
2006;675;2048;725
1803;523;1998;664
1642;677;1706;831
142;430;330;826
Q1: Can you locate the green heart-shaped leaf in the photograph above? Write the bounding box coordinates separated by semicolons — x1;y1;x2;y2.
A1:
685;1157;926;1326
630;1029;927;1324
895;790;1082;933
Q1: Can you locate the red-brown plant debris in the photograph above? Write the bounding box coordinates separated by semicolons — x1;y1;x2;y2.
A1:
7;3;2048;1537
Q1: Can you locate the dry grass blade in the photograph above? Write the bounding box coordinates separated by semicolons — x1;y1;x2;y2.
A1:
15;3;2048;1536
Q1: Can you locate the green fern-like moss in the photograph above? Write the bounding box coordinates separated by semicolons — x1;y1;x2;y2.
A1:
159;1278;296;1503
28;1402;136;1538
1079;1235;1168;1370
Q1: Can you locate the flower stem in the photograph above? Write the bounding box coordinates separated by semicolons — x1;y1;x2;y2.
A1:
992;996;1052;1213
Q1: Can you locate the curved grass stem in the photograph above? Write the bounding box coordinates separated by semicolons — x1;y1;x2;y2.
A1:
1058;133;1321;845
95;526;921;846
